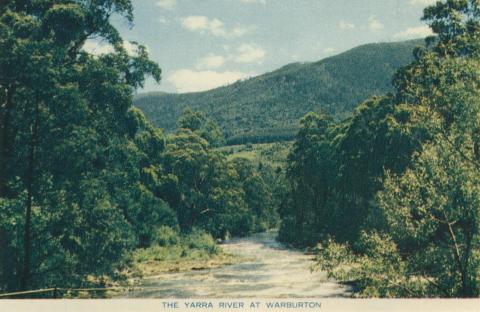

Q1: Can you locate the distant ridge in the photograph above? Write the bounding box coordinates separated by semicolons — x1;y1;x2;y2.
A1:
135;39;424;144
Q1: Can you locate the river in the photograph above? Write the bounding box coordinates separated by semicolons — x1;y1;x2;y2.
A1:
123;231;352;298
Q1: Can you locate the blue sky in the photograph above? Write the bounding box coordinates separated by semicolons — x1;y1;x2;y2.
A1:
105;0;436;93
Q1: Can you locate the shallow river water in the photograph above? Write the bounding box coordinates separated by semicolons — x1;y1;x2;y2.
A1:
123;231;352;298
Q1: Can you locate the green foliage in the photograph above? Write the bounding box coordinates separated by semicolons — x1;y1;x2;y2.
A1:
283;0;480;298
0;0;169;293
0;3;257;294
183;229;219;255
178;108;206;131
225;128;296;145
377;140;480;297
329;96;425;242
317;134;480;297
158;111;279;238
422;0;480;57
315;232;426;298
278;99;421;244
133;228;220;265
134;40;424;143
279;112;335;245
222;142;291;168
370;54;480;297
5;0;479;300
177;108;225;147
231;158;279;231
154;226;181;247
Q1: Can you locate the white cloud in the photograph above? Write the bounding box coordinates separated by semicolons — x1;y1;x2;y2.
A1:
208;18;226;36
123;41;139;56
83;40;114;55
232;26;249;37
196;54;226;69
409;0;437;6
157;0;176;9
394;25;433;39
168;69;252;93
233;43;266;64
182;15;209;31
369;17;384;31
339;21;355;30
181;15;250;38
83;40;140;56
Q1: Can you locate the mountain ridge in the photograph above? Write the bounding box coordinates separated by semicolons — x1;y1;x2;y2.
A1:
135;39;425;143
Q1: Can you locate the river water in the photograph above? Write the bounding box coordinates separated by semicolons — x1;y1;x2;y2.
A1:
123;231;352;298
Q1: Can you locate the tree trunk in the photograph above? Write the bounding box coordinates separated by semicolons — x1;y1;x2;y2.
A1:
0;86;14;198
460;226;474;297
295;187;305;240
187;203;197;231
20;101;40;290
0;228;6;290
0;87;14;291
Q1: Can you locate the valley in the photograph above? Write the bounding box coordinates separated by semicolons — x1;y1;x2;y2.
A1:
135;39;424;144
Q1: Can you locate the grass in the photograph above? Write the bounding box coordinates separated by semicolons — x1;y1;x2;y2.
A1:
219;142;292;167
134;250;239;277
129;228;242;278
227;150;257;161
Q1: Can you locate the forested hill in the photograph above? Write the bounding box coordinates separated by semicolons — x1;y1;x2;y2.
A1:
135;39;424;143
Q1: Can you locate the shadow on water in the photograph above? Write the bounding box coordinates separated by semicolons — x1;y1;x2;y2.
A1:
123;231;352;298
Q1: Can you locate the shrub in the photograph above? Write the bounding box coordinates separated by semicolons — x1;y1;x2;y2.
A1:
183;229;219;255
154;226;180;247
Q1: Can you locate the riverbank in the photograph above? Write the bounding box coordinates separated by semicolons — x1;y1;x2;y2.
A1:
133;249;240;277
122;231;352;298
127;228;245;280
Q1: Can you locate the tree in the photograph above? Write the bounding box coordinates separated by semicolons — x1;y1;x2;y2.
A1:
160;127;253;238
161;129;211;232
422;0;480;57
315;4;480;296
177;108;225;147
377;138;480;297
0;0;162;292
177;108;206;132
231;158;275;232
330;96;424;242
279;112;334;245
377;56;480;297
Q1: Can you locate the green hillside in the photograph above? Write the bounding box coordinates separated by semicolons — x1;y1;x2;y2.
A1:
135;39;424;143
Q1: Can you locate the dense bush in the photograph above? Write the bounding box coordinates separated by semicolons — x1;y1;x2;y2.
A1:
281;0;480;298
154;226;181;247
134;228;220;263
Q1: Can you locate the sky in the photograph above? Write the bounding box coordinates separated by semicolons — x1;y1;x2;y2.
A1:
92;0;437;94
